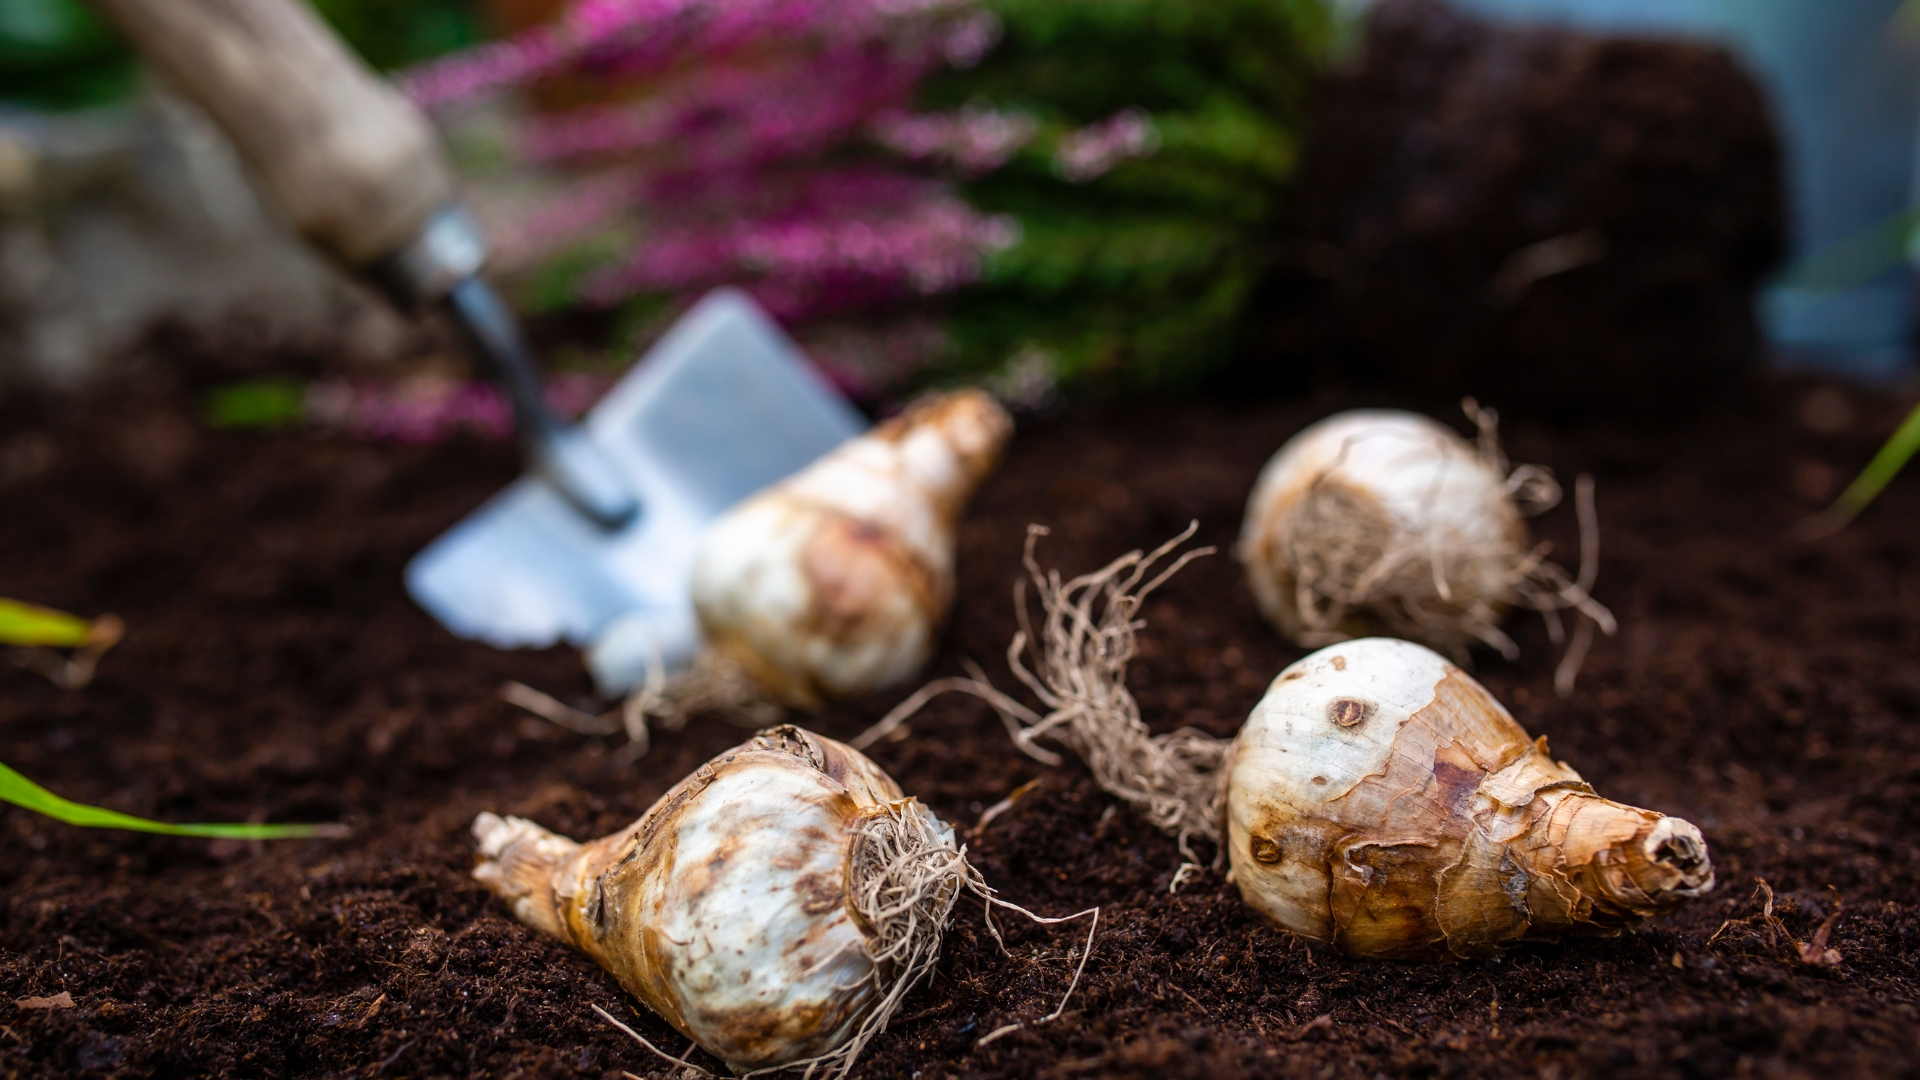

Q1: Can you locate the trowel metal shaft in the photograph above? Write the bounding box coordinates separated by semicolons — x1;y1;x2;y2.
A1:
444;274;637;528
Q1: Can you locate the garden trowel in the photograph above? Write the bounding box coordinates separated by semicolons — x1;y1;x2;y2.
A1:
87;0;868;691
405;289;865;693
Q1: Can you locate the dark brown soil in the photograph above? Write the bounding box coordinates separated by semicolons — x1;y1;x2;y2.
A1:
2;372;1917;1079
1257;0;1786;420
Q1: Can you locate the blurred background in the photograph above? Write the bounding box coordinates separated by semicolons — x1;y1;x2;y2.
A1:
0;0;1916;415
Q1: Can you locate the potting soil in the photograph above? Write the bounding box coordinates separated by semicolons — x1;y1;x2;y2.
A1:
2;372;1916;1078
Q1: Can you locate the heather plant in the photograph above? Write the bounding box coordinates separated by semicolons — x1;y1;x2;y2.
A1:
930;0;1329;388
397;0;994;399
401;0;1328;398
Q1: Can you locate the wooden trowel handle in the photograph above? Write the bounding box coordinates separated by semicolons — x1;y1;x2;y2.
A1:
86;0;455;266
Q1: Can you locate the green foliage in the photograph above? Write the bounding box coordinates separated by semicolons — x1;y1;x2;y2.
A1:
928;0;1331;388
1775;207;1920;535
1777;208;1920;295
308;0;483;73
0;761;341;839
0;596;340;839
202;379;311;430
0;0;478;110
0;597;93;647
0;0;136;109
1809;399;1920;535
521;228;645;316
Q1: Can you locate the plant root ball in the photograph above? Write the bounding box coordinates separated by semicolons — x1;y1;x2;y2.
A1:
1225;638;1714;959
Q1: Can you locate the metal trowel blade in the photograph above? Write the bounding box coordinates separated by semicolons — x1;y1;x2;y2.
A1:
404;288;866;692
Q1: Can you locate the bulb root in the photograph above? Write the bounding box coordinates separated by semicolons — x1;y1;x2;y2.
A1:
856;523;1227;865
500;651;782;761
1245;401;1616;694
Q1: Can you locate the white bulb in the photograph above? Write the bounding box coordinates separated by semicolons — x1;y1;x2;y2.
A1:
692;390;1012;706
1239;408;1532;658
1226;638;1713;958
473;727;956;1073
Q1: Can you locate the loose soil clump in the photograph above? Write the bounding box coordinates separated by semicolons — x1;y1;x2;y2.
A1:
2;371;1917;1078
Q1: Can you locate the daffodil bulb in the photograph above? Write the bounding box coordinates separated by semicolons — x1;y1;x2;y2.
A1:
1225;637;1714;959
473;727;964;1075
691;389;1014;708
1238;405;1612;687
885;530;1710;961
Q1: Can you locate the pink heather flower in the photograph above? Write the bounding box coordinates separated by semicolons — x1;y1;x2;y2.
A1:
396;0;1028;365
937;10;1001;67
484;168;643;270
630;165;953;260
1053;107;1161;183
582;188;1016;316
801;316;950;400
399;1;692;107
305;374;611;443
518;99;675;162
871;104;1036;174
399;0;979;109
523;45;931;170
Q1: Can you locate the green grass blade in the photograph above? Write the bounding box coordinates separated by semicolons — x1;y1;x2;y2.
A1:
1832;400;1920;519
1777;209;1920;294
0;598;94;647
0;761;344;839
201;379;309;430
1803;399;1920;538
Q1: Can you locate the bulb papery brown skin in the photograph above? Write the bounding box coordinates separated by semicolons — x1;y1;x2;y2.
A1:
1225;638;1714;959
691;389;1014;709
473;727;952;1074
1238;409;1532;657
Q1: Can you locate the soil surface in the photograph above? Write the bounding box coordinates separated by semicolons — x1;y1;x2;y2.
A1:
2;370;1917;1079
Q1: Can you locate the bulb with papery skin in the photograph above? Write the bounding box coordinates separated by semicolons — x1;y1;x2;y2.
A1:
473;726;955;1074
691;389;1012;707
1239;409;1531;656
1224;638;1714;959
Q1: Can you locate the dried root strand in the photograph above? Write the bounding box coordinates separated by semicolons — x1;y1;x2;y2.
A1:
500;650;781;761
857;523;1229;870
789;803;1097;1076
1458;400;1625;691
1005;523;1226;865
1706;879;1844;968
499;681;621;736
621;649;785;752
1271;400;1615;695
781;800;972;1080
